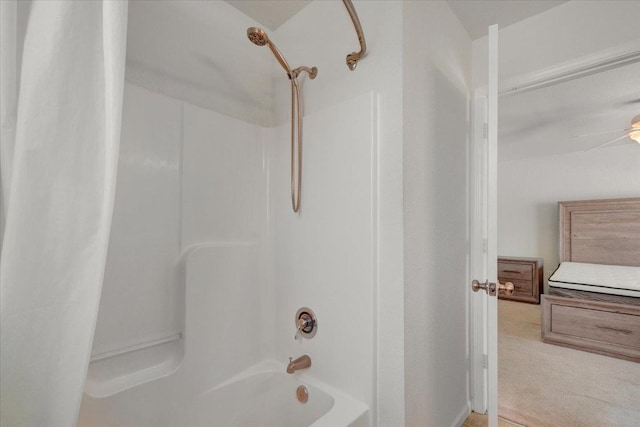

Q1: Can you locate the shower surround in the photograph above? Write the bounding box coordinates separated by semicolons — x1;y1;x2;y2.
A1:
79;1;404;425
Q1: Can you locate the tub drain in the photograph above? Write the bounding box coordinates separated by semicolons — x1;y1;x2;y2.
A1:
296;385;309;403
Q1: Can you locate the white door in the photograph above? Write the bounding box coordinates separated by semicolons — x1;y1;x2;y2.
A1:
470;24;500;427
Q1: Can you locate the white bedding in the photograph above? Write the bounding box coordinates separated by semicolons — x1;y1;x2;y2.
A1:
549;262;640;298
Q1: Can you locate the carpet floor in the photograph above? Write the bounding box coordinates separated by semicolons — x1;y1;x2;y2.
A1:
498;300;640;427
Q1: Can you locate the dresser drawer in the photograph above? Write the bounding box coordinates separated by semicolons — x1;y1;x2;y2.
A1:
542;295;640;362
498;262;532;281
507;279;533;297
551;304;640;348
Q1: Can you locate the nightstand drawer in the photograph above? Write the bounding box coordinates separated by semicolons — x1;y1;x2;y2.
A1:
498;262;532;281
507;279;533;296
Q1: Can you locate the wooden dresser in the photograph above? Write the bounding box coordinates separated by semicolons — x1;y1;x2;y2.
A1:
497;256;543;304
542;288;640;362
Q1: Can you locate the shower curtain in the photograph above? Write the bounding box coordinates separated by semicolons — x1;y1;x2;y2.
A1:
0;1;128;425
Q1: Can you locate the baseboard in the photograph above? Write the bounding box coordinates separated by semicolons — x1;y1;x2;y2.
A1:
451;403;471;427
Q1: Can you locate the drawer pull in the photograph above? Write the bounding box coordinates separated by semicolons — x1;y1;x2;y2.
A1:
596;324;632;335
502;270;522;274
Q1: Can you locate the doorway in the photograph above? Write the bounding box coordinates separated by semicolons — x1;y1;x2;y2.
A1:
495;52;640;426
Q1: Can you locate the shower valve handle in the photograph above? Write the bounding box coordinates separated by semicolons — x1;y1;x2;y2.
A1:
293;307;317;340
295;317;311;340
294;311;316;340
298;317;310;329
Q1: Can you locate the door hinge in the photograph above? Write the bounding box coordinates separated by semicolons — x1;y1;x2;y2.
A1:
482;123;488;139
482;354;488;369
483;238;488;253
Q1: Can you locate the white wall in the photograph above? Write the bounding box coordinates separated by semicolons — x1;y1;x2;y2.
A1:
180;98;271;366
498;144;640;288
270;1;405;425
403;1;472;426
268;92;376;412
181;103;265;248
93;83;182;358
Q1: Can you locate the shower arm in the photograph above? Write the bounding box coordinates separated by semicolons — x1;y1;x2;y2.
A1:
342;0;367;70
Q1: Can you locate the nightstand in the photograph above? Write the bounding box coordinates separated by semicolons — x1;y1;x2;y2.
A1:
497;256;543;304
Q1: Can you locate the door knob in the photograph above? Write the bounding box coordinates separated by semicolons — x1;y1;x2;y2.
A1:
472;279;491;294
472;279;514;296
498;280;514;296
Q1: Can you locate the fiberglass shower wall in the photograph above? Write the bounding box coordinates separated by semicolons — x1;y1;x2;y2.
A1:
86;82;268;397
264;1;405;422
87;84;183;396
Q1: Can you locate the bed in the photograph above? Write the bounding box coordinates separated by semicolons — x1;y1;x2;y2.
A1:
541;197;640;362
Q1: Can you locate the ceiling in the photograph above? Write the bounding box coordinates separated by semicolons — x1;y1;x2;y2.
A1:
225;0;312;31
499;61;640;161
447;0;568;40
222;0;569;40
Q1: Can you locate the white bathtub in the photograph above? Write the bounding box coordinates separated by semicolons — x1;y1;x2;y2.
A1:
191;362;369;427
79;360;368;427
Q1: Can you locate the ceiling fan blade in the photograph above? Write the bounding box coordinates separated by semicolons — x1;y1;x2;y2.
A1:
614;98;640;108
621;98;640;105
571;129;629;139
584;134;630;152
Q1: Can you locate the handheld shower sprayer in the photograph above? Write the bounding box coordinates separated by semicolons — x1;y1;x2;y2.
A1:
246;27;318;213
246;27;317;80
247;27;292;76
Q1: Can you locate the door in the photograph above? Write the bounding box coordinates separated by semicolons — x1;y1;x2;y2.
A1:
470;24;499;427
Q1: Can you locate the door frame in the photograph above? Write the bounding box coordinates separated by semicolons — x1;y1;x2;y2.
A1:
468;36;640;419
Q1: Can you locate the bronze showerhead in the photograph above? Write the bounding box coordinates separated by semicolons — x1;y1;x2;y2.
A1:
247;27;268;46
246;27;292;75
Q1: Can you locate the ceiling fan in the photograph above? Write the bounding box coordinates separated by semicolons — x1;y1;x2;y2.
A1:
577;113;640;152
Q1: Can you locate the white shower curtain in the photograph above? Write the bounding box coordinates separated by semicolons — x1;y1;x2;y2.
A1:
0;1;128;425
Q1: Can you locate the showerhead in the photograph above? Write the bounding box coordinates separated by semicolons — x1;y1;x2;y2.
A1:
246;27;292;75
247;27;268;46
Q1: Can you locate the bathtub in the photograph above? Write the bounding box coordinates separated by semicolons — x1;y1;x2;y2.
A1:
80;359;368;427
191;362;369;427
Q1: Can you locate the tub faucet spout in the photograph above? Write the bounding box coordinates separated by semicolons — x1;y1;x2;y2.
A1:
287;355;311;374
